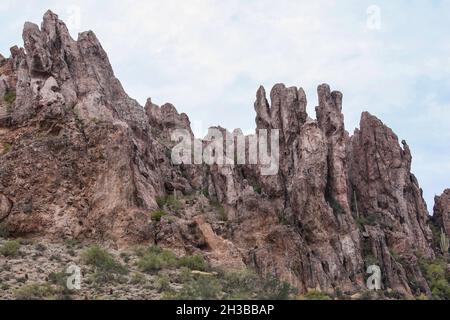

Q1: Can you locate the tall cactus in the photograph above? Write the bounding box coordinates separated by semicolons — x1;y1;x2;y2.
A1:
440;228;449;256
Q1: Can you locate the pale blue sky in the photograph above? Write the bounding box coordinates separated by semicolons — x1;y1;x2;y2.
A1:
1;0;449;211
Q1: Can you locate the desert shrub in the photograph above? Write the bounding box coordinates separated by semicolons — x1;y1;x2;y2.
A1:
156;195;182;211
419;258;450;300
166;195;182;210
217;206;227;221
178;255;208;271
253;184;262;195
258;275;298;300
0;240;21;257
137;246;178;273
166;267;298;301
48;270;73;297
299;290;333;300
151;209;167;222
4;90;16;105
14;283;56;300
130;273;146;285
356;213;379;228
221;269;259;299
1;143;12;155
156;196;167;208
155;275;171;293
416;293;429;300
326;194;344;215
81;245;127;274
168;274;222;300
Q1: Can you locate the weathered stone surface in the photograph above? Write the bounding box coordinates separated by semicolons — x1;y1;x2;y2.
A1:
0;11;444;297
434;189;450;237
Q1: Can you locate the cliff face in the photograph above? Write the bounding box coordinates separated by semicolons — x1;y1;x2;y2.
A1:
0;11;444;296
434;190;450;237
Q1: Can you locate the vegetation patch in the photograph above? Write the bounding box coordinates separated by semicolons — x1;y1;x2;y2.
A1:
81;245;128;275
356;213;379;229
299;290;333;300
178;255;208;271
151;209;167;222
0;240;21;257
14;283;57;300
165;269;298;300
326;194;344;215
4;90;16;105
419;258;450;300
1;143;12;156
137;246;179;273
156;195;182;211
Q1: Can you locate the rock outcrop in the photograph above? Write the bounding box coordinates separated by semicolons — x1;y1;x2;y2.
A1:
0;11;445;297
434;189;450;237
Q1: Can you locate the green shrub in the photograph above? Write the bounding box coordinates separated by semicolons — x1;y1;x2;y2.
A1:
299;290;333;300
137;247;178;273
166;195;182;210
178;255;208;271
48;271;73;295
1;143;12;155
130;273;147;285
221;270;259;299
14;283;56;300
326;194;344;215
259;275;298;300
156;196;167;208
167;267;298;301
217;206;227;222
0;240;21;257
356;213;379;228
151;209;167;222
253;185;262;195
81;245;128;274
169;274;222;300
156;195;182;211
420;258;450;300
155;275;171;293
4;90;16;105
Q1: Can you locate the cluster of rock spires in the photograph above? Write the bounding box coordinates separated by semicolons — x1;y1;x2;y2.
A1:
0;11;448;296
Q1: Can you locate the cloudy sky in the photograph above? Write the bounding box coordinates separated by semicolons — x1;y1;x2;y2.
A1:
1;0;449;210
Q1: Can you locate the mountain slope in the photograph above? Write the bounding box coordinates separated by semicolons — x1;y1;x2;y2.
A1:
0;11;448;298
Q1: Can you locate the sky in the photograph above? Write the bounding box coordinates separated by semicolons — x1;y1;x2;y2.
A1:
0;0;449;211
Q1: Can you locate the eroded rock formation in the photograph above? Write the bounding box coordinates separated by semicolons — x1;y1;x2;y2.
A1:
0;11;445;296
434;189;450;237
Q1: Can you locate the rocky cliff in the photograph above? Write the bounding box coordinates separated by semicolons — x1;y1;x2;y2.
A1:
0;11;448;297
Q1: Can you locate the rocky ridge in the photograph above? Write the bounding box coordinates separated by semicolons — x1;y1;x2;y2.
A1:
0;11;449;298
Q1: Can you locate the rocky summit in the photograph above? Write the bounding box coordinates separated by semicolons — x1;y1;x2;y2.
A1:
0;11;449;300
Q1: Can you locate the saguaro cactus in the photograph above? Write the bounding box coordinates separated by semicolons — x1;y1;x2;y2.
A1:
440;228;449;256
